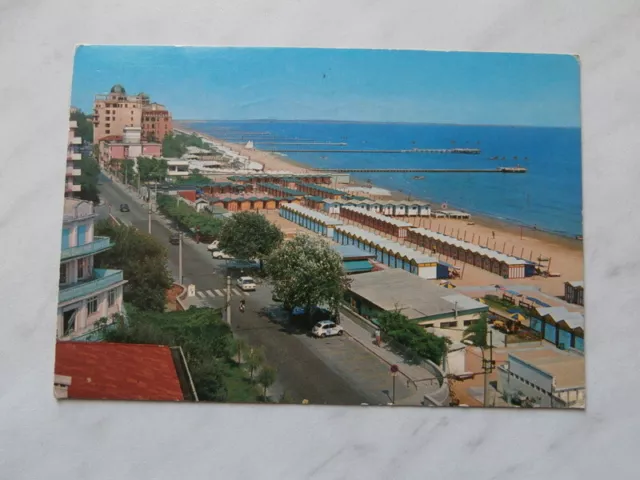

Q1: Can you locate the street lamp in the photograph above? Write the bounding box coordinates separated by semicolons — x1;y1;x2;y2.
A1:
390;364;399;404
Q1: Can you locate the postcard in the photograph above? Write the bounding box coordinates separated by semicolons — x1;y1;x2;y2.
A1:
55;46;583;408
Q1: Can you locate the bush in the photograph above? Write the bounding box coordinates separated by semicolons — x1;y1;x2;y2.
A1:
377;310;448;365
156;193;225;239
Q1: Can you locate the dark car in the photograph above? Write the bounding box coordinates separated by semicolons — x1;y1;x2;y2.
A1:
169;233;180;245
119;204;130;212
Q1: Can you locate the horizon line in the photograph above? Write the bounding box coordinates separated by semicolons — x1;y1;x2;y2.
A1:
174;118;580;129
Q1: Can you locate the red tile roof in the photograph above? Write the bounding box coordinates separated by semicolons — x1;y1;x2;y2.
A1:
55;342;184;401
98;135;124;142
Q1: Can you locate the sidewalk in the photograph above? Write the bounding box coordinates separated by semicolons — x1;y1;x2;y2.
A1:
339;312;440;389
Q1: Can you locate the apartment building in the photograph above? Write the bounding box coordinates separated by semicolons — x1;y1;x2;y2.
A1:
92;84;172;143
58;198;127;339
65;120;82;195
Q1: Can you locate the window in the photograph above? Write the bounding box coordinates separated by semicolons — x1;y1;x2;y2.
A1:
463;320;475;326
59;263;67;284
106;129;110;134
108;288;117;307
440;321;458;328
105;123;110;127
87;296;98;315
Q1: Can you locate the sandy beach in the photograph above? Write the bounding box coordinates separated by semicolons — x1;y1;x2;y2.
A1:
175;122;584;298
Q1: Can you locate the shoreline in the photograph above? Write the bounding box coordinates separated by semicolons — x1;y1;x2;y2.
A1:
175;122;583;253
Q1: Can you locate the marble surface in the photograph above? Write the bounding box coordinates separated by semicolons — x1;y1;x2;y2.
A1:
1;1;639;478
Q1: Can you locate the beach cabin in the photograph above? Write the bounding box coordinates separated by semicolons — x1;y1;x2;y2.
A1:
406;228;534;279
321;199;343;215
340;206;414;239
528;307;584;352
279;203;343;238
333;225;446;279
565;281;584;306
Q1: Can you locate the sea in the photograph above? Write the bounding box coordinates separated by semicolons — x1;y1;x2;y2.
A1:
183;120;583;237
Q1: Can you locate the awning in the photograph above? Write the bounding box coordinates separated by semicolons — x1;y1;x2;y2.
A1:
343;260;374;273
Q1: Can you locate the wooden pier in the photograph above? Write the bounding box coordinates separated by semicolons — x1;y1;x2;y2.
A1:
263;147;480;154
309;167;527;174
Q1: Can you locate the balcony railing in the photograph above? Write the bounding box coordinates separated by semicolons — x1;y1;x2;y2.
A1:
65;166;82;177
71;137;82;145
59;268;124;304
60;236;113;261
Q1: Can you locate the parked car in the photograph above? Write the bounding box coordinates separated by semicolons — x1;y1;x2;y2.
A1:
207;240;220;252
312;320;344;338
119;203;130;212
236;276;256;291
169;233;180;245
212;250;234;259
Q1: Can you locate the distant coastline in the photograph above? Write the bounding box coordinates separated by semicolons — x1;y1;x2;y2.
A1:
174;120;583;250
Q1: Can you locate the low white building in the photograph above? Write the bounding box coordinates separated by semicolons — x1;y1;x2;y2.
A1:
497;347;585;408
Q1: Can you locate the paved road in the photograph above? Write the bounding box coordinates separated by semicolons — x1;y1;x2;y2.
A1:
98;175;406;405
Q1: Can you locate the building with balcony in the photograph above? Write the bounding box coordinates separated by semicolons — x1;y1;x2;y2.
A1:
93;84;173;143
58;198;127;339
65;120;82;195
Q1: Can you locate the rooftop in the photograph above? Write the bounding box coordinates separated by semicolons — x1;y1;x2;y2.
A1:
348;269;488;320
281;202;344;226
536;306;585;330
509;348;585;390
336;224;437;264
331;244;377;259
55;342;185;401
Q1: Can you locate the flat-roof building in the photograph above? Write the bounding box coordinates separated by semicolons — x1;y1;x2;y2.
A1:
345;269;488;338
497;346;585;408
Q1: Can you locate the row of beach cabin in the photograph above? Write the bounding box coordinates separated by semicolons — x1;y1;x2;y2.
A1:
320;198;433;217
340;206;414;238
279;204;449;279
406;228;536;279
279;203;344;237
207;195;302;212
333;225;449;279
228;173;333;187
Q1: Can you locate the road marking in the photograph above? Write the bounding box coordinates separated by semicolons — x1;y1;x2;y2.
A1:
196;291;205;298
206;290;216;297
232;288;243;296
214;289;225;297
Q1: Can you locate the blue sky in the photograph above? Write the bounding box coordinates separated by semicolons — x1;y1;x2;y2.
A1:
71;46;581;127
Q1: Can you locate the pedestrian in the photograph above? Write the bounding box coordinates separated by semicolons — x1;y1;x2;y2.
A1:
375;329;381;347
492;230;495;239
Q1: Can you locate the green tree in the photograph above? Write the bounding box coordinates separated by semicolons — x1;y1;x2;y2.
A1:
463;312;489;348
137;156;168;182
70;110;93;144
233;338;248;364
245;347;264;380
265;234;350;320
156;194;225;239
73;153;101;204
256;366;277;401
376;309;448;365
218;211;284;267
94;220;173;312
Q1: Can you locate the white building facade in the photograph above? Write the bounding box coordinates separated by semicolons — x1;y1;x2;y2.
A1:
58;199;127;339
66;120;82;195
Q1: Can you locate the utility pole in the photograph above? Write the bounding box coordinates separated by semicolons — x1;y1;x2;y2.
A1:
483;329;494;407
148;192;152;234
178;232;183;285
226;275;232;327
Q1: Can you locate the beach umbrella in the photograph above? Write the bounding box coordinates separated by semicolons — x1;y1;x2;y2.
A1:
510;313;526;322
478;298;486;304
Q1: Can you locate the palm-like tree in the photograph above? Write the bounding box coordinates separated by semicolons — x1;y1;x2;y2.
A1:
256;366;277;401
246;347;264;381
463;312;489;348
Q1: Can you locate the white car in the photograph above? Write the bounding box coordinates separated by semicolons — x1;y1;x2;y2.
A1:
207;240;220;252
212;250;233;259
236;276;256;291
312;320;344;338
